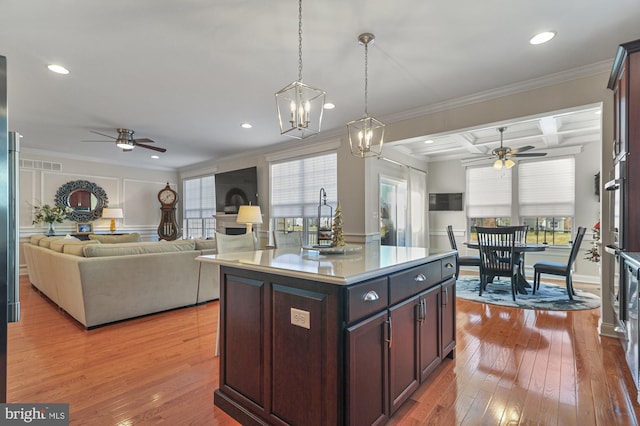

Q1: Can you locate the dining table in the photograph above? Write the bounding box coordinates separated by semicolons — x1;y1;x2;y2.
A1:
464;241;547;294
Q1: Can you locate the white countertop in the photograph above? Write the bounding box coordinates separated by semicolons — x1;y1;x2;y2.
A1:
197;245;455;285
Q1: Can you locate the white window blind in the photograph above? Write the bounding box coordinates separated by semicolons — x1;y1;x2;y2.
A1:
519;158;575;216
271;152;337;217
184;175;216;218
466;166;512;217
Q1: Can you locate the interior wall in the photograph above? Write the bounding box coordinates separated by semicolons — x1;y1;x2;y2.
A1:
19;151;178;272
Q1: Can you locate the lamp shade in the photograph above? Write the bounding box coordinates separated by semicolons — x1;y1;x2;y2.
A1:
237;205;263;224
101;208;124;219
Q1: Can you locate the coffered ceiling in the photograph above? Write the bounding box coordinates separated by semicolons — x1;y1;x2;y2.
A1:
1;1;638;170
387;105;602;163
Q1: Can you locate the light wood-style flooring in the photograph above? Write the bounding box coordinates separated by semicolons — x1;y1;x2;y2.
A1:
7;275;640;425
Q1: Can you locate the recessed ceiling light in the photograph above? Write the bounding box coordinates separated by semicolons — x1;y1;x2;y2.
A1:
324;103;335;110
241;123;253;129
424;139;434;144
47;64;70;75
151;155;160;159
529;31;556;45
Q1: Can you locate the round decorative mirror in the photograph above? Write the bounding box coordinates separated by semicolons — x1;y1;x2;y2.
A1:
54;180;109;222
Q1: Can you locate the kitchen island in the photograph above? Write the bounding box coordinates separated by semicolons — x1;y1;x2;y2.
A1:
198;245;457;426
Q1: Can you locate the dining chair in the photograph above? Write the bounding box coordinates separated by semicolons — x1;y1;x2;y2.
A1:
476;226;520;301
215;231;256;253
446;225;480;279
272;230;303;248
532;226;587;300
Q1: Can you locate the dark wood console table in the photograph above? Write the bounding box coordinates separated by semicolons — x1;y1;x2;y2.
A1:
198;245;457;425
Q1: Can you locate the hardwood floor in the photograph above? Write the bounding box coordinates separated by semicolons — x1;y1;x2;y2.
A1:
8;275;640;425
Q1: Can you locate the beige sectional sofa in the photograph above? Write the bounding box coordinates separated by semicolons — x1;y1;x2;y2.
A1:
23;234;219;329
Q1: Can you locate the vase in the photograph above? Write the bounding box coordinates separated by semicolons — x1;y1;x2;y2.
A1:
46;222;55;236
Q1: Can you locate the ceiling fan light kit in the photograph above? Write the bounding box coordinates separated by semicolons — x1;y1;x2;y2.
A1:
469;126;547;170
275;0;326;139
347;32;385;158
84;128;167;153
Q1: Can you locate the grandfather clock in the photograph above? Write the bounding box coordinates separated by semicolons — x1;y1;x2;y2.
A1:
157;183;179;241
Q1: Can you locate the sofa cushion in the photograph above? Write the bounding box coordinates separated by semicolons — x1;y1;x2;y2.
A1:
194;238;217;250
83;240;196;257
30;234;47;245
61;240;101;256
38;236;66;249
88;233;141;243
50;237;81;252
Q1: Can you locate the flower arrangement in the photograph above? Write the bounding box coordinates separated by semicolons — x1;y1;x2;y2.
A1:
584;221;600;263
32;203;72;225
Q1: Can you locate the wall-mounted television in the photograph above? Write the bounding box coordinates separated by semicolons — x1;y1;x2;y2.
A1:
429;192;463;211
215;167;258;214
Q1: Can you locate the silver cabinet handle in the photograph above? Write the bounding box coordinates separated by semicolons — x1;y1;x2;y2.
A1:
445;262;454;269
385;318;392;348
442;287;449;305
363;290;379;302
414;273;427;282
421;299;426;320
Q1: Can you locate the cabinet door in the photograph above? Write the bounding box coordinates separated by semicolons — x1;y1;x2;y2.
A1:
418;285;441;382
221;274;267;409
389;296;419;414
346;310;389;426
441;277;456;359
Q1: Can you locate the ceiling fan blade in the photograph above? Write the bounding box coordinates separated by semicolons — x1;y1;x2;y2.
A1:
510;145;534;154
90;130;117;140
135;142;167;153
512;152;547;157
133;137;155;144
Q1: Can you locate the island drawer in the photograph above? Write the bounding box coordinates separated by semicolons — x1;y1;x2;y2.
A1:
345;277;388;324
389;261;441;305
441;256;456;279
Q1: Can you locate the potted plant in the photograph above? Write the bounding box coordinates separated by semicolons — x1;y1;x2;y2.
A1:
32;203;73;236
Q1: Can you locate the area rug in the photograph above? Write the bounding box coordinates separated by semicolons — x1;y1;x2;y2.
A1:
455;276;600;311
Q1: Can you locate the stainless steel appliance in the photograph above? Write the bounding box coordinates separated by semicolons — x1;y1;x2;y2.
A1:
621;255;640;391
605;160;626;327
1;55;22;402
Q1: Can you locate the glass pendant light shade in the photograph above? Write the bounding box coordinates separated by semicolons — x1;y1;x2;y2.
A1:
347;115;385;158
276;81;326;139
275;0;326;140
505;158;515;168
493;159;503;170
348;32;384;158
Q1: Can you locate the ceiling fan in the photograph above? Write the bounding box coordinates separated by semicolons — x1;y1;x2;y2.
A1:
471;126;546;170
83;128;167;153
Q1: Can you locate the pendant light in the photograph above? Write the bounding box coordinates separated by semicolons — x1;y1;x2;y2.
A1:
347;33;385;158
275;0;326;139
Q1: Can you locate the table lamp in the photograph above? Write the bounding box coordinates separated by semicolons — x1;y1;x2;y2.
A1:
102;208;124;233
237;205;262;234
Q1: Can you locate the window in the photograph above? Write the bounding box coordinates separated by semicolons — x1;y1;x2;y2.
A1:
466;166;512;241
271;152;337;245
466;158;575;246
519;158;575;245
183;175;216;239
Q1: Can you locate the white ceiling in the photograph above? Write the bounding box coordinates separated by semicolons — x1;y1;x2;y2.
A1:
2;1;639;170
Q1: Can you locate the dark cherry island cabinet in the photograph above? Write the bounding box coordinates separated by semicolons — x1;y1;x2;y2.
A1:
198;245;457;426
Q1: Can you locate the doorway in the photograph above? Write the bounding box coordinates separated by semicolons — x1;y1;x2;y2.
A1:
380;176;407;246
